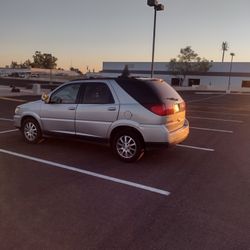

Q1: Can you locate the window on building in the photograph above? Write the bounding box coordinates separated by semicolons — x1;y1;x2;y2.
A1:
242;81;250;88
171;78;183;86
188;79;200;86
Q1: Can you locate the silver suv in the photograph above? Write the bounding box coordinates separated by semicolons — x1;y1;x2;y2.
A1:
14;77;189;162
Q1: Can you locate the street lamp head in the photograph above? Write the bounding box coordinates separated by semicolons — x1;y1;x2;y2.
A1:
147;0;159;7
147;0;164;10
155;4;164;11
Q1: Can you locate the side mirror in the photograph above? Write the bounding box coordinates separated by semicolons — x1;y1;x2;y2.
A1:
41;93;50;103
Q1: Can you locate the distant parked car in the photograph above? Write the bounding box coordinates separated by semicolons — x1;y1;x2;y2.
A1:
9;72;20;78
30;73;39;78
14;77;189;162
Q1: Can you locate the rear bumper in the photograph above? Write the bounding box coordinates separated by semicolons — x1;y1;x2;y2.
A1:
168;119;189;145
142;119;189;148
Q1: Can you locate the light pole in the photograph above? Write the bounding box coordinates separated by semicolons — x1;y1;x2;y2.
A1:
227;52;235;93
147;0;164;78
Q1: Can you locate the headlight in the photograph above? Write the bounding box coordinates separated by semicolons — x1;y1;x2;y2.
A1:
15;107;20;115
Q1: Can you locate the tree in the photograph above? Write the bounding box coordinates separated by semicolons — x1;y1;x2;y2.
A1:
120;65;130;77
10;60;31;69
10;61;19;68
21;59;32;68
70;67;82;75
31;51;57;69
221;41;229;63
169;46;212;86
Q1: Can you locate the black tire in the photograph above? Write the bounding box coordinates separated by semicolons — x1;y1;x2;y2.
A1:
112;130;144;163
21;118;42;144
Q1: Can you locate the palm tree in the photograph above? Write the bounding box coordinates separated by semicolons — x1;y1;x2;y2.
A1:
221;41;229;63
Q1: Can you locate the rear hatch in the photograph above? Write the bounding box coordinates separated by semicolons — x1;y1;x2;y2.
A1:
144;79;186;132
115;77;186;132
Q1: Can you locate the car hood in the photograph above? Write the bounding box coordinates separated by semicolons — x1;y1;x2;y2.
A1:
19;100;42;109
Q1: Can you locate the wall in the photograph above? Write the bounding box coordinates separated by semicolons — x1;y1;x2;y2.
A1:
101;62;250;92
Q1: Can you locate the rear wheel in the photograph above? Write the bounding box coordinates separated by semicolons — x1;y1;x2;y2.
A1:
21;118;42;144
112;130;144;162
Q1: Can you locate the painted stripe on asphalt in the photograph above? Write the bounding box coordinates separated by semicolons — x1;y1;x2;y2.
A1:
176;144;215;152
0;118;14;122
0;97;26;102
190;126;233;133
0;129;18;134
187;94;226;103
188;109;250;117
188;116;243;123
195;92;224;95
0;148;170;197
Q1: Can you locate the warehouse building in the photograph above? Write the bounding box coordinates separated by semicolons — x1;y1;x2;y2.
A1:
101;62;250;92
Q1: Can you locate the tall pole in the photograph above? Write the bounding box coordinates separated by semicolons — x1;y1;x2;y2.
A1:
50;68;52;84
227;53;235;92
222;50;225;63
151;7;157;78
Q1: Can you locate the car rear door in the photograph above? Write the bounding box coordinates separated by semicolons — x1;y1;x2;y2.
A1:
75;81;119;138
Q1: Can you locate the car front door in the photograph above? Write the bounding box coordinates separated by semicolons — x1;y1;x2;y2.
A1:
40;83;81;135
75;81;119;138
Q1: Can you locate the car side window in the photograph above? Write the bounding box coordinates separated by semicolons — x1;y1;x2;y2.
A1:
50;84;80;104
82;83;114;104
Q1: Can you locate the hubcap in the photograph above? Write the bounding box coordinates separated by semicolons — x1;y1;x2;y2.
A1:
24;122;38;141
116;135;137;159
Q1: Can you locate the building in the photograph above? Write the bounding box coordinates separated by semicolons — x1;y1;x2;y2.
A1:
0;67;80;80
101;62;250;92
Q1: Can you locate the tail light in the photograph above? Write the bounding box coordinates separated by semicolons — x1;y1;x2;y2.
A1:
179;101;186;111
145;101;186;116
145;104;174;116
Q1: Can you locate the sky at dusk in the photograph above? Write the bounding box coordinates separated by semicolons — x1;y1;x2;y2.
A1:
1;0;250;72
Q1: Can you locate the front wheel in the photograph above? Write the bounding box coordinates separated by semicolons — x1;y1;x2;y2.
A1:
21;118;42;144
112;131;144;163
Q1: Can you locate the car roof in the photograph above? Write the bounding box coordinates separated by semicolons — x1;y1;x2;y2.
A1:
70;76;157;83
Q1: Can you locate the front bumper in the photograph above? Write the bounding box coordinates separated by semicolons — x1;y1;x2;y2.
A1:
14;115;21;128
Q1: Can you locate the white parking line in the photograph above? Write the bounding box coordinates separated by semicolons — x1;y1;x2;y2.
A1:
187;94;226;103
195;92;224;95
0;129;18;134
177;144;215;152
0;118;14;122
0;148;170;197
188;109;250;117
190;126;233;133
0;97;26;102
188;116;243;123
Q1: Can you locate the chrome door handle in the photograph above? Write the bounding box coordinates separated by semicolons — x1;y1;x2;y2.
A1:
108;107;116;111
68;107;76;110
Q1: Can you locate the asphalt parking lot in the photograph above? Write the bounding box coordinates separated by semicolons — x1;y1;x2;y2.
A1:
0;91;250;249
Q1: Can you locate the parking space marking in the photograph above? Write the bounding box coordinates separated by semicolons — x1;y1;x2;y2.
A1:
190;126;233;134
188;116;243;123
177;144;215;152
188;110;250;117
0;118;14;122
0;149;171;197
0;129;18;134
0;97;26;102
187;94;226;103
194;92;224;95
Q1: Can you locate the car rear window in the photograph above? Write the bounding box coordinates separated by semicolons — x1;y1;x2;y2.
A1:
145;79;182;101
116;78;181;104
116;78;161;104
